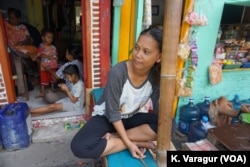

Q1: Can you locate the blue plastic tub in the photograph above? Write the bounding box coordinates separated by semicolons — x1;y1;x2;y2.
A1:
241;62;250;68
0;102;31;151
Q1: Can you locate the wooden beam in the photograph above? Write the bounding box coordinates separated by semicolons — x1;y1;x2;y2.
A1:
111;7;121;66
173;0;194;117
134;0;144;42
82;0;92;88
118;0;132;62
156;0;183;166
0;14;16;103
99;0;111;86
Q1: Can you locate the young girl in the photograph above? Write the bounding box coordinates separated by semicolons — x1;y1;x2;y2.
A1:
43;45;83;103
35;28;59;98
30;64;84;117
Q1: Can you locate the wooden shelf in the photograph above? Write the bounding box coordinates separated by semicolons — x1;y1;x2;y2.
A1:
222;68;250;72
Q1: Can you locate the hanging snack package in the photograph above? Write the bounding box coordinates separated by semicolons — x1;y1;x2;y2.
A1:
178;43;191;60
184;11;208;26
209;64;222;85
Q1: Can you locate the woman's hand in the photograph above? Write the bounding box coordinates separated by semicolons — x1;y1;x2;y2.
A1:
112;120;145;159
127;142;145;159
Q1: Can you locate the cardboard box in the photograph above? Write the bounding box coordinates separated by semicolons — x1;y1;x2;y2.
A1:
182;139;218;151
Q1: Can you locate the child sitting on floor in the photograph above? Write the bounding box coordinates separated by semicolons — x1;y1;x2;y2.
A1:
30;64;84;117
43;45;83;103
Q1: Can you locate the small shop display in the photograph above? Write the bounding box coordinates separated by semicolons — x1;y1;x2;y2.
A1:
214;24;250;69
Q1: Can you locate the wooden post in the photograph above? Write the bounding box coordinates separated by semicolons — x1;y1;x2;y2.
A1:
111;0;124;66
156;0;183;167
100;0;111;86
0;14;16;103
81;0;92;88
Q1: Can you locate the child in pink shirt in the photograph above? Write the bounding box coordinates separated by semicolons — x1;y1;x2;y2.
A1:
35;28;58;98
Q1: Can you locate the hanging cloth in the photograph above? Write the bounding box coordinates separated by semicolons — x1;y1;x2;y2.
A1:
142;0;152;30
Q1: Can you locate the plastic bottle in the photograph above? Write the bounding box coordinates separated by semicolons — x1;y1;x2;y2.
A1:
178;98;200;134
0;102;31;151
197;96;210;119
187;116;214;142
200;115;215;130
231;94;241;124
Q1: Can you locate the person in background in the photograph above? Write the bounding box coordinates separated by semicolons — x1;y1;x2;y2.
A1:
6;7;38;92
43;45;83;103
30;64;84;117
33;28;59;98
71;27;162;159
6;8;31;49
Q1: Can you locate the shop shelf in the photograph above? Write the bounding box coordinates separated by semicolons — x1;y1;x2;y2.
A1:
222;64;242;69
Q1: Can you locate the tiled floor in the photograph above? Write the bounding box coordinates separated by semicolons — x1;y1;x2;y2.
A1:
0;135;93;167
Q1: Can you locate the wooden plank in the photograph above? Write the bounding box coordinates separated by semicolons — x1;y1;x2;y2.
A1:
13;55;29;100
102;141;176;167
111;6;121;66
207;123;250;151
99;0;111;86
82;0;93;88
0;14;16;102
173;0;194;118
128;0;136;59
103;149;157;167
134;0;144;42
118;0;132;62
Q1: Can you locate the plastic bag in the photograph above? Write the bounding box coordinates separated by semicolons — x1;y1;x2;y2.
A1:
178;43;190;60
209;64;222;85
184;11;208;26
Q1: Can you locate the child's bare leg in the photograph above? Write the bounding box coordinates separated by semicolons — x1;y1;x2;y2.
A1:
30;103;63;116
36;85;46;98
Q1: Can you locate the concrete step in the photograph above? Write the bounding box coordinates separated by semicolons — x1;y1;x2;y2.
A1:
0;135;93;167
